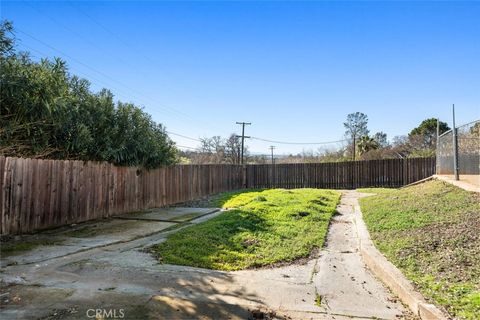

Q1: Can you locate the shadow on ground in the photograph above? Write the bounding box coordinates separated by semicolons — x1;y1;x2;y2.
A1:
1;262;283;320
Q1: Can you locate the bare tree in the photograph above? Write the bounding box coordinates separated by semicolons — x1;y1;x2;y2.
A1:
191;133;248;164
197;136;225;163
224;134;243;164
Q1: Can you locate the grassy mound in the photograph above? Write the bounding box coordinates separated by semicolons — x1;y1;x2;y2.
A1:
359;180;480;319
152;188;340;271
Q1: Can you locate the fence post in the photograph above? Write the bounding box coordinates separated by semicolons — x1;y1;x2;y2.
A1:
452;104;459;180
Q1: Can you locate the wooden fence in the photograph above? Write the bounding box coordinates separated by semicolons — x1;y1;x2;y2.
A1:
0;156;243;235
0;156;435;235
246;158;436;189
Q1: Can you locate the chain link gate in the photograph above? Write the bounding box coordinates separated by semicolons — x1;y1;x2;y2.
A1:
437;120;480;185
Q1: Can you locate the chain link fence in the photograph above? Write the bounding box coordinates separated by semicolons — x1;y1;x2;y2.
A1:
437;120;480;185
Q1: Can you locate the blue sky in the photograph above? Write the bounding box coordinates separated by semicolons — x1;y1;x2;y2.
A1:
2;1;479;155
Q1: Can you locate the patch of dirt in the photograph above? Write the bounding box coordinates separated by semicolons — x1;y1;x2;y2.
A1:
242;238;260;248
397;211;480;283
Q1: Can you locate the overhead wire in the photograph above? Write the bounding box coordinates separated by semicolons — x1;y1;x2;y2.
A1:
66;1;162;68
250;136;348;145
166;131;202;142
18;44;155;105
24;2;156;82
16;45;210;151
21;51;206;152
165;129;348;151
58;3;224;134
16;28;169;108
176;145;198;150
25;3;230;135
16;46;215;153
13;23;349;153
15;28;225;135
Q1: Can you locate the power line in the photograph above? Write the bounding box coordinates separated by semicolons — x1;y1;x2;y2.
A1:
250;136;347;145
17;29;145;97
60;4;224;135
176;145;197;150
25;2;157;85
67;1;162;68
15;28;224;134
13;33;350;153
167;131;202;142
13;44;222;151
18;43;161;107
154;127;347;154
16;44;132;102
167;128;346;151
162;129;347;151
18;43;228;149
14;46;204;152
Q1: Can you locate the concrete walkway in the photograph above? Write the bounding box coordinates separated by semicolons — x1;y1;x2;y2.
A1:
313;191;406;318
0;193;411;319
434;174;480;193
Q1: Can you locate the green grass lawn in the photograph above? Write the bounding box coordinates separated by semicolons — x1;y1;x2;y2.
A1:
359;180;480;319
151;188;340;271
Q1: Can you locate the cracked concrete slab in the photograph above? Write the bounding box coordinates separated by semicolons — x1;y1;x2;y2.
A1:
115;207;220;222
0;195;411;320
1;218;176;267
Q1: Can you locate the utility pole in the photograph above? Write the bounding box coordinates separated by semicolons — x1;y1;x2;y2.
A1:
436;118;440;174
269;146;276;188
236;122;251;164
269;146;276;164
452;104;459;181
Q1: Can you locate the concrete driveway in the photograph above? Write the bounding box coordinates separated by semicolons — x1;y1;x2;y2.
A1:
0;193;412;319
